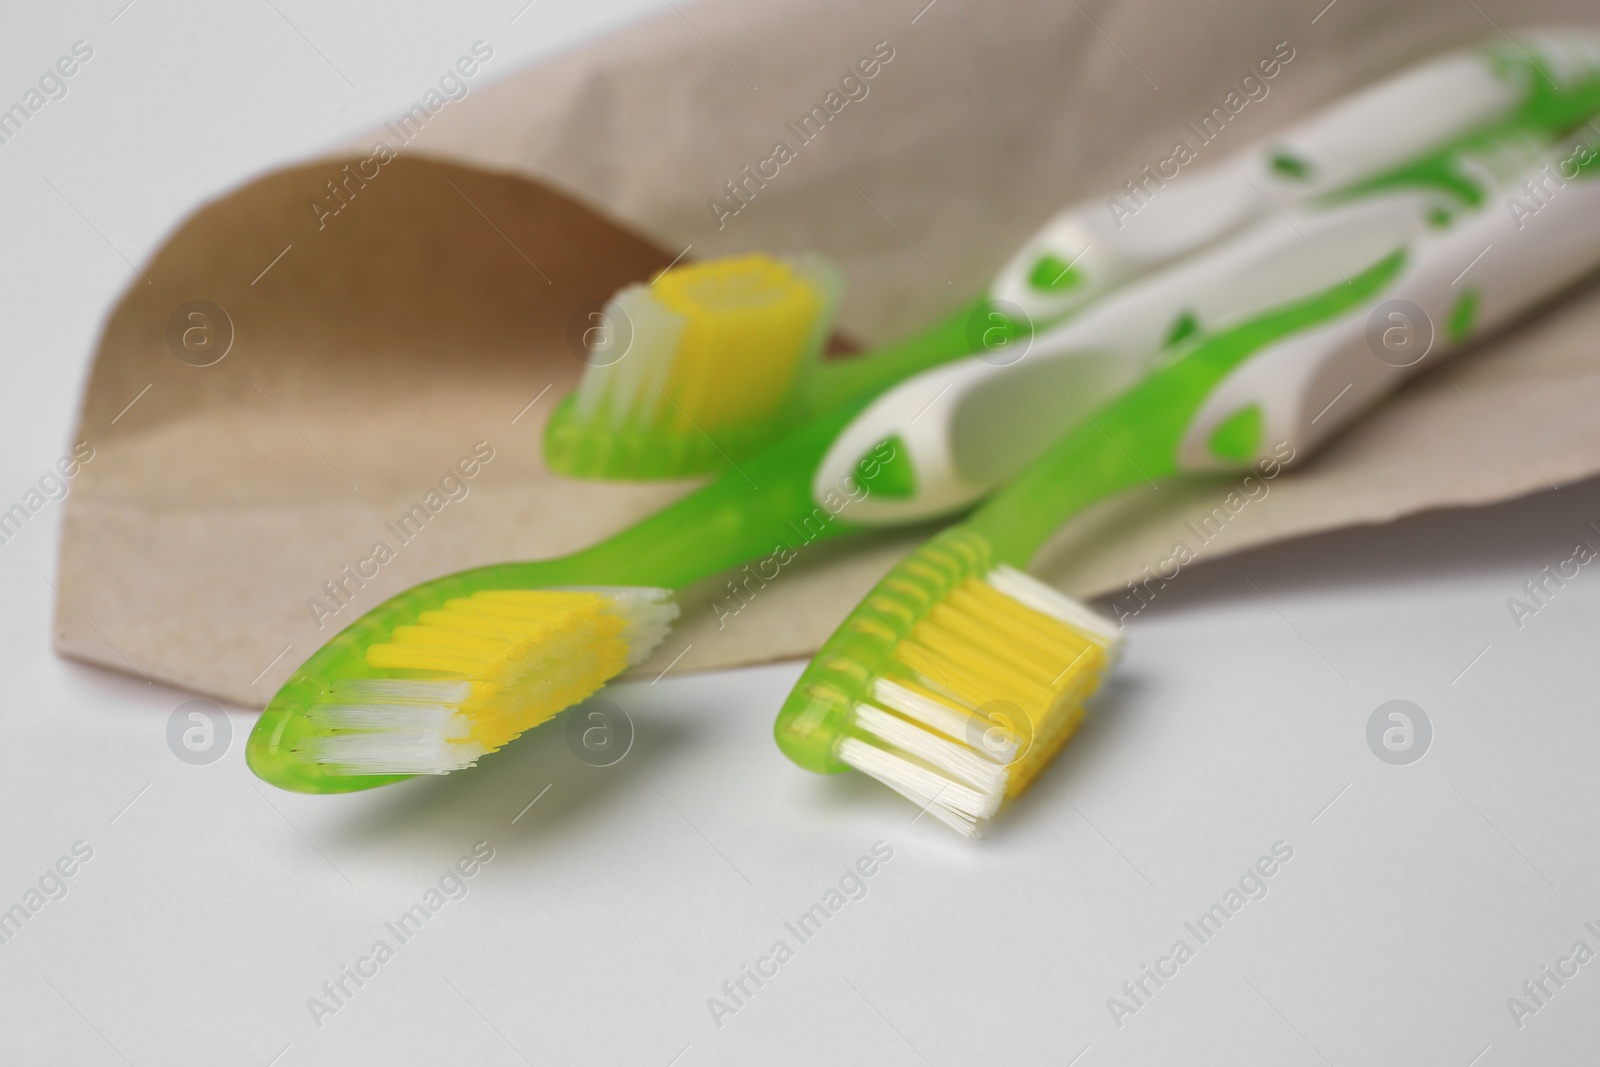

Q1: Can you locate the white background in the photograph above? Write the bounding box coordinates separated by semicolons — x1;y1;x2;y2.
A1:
2;2;1599;1065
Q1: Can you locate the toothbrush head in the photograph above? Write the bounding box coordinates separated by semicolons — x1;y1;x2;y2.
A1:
247;578;677;793
544;252;842;479
774;527;1122;836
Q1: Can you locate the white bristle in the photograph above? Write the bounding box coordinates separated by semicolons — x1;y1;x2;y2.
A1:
986;564;1124;665
303;700;483;774
330;679;474;703
873;678;1017;764
309;703;470;736
837;737;986;837
853;703;1007;799
575;585;681;666
844;681;1010;837
573;286;685;428
303;732;488;775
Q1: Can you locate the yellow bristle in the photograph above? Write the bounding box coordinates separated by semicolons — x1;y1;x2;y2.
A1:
363;589;632;751
652;254;824;431
895;576;1108;797
1005;665;1104;795
927;598;1071;686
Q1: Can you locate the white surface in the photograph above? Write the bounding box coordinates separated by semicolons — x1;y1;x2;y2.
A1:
2;2;1599;1065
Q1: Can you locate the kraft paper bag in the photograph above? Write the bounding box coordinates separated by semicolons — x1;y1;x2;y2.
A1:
53;0;1600;705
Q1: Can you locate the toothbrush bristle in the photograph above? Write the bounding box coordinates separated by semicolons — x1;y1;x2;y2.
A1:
298;587;678;775
817;547;1122;837
546;253;842;479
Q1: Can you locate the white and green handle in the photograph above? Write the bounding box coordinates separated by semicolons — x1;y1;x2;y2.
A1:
817;131;1600;526
985;27;1600;330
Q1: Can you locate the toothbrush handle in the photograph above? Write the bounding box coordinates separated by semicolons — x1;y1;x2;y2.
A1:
970;249;1409;566
1180;150;1600;475
991;32;1600;326
481;402;878;593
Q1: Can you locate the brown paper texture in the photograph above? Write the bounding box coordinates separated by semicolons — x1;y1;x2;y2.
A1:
54;0;1600;705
